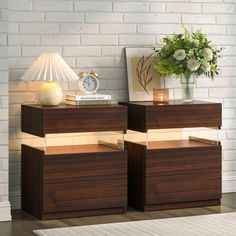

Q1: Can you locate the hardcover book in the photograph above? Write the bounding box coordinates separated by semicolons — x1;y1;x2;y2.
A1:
66;94;111;101
65;99;112;106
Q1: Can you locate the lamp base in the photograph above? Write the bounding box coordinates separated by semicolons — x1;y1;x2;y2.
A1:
38;81;63;106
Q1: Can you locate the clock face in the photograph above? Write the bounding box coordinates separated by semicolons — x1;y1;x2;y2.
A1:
80;74;99;93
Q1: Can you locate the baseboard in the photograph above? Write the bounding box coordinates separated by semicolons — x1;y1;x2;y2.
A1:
9;191;21;210
222;176;236;193
0;201;12;221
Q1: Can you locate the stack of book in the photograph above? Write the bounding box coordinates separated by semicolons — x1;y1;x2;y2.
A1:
65;94;112;106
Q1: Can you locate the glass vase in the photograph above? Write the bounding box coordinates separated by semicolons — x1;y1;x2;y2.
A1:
180;75;196;103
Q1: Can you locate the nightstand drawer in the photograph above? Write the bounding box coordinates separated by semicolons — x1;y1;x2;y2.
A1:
22;105;127;136
43;106;127;134
146;172;221;205
43;179;127;213
120;101;221;132
146;103;221;130
44;151;127;183
146;146;221;177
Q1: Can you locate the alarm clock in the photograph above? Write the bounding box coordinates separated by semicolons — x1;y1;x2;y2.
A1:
78;72;99;94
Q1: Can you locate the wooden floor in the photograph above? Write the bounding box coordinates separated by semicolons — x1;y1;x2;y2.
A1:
0;193;236;236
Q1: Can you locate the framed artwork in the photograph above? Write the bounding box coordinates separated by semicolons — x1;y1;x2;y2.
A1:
125;47;161;101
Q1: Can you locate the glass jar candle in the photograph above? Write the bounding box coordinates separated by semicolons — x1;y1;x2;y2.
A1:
153;88;169;104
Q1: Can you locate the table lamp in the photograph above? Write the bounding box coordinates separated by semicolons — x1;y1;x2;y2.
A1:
21;53;78;106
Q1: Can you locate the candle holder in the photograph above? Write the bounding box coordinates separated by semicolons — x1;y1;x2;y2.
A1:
153;88;169;104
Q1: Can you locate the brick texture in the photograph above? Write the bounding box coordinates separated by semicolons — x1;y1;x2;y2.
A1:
7;0;236;209
0;0;10;220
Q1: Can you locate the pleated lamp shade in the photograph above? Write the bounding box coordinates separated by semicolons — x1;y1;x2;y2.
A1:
21;53;79;106
21;53;78;82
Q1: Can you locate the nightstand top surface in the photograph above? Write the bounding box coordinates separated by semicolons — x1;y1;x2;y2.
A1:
22;104;125;110
120;100;221;107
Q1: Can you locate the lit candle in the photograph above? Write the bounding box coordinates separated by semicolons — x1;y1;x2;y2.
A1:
153;88;169;104
158;93;164;102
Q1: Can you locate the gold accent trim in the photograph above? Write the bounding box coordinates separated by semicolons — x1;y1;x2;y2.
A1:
98;140;124;150
189;136;219;145
208;127;220;130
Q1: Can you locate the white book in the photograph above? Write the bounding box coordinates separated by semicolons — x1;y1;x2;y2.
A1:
66;94;111;101
65;99;111;106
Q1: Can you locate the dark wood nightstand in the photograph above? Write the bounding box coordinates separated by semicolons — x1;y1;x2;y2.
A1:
120;101;222;211
21;104;128;220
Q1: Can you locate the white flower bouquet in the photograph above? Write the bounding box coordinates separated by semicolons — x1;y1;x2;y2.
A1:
154;28;222;80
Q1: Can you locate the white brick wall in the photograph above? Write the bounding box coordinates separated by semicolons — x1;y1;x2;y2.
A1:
0;0;11;222
8;0;236;209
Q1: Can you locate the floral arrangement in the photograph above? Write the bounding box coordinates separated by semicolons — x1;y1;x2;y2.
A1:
154;27;222;80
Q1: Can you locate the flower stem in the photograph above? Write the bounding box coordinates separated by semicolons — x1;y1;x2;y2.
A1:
163;76;166;89
185;79;190;100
